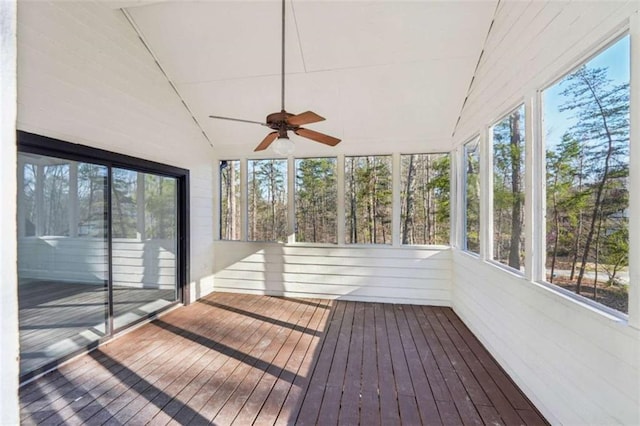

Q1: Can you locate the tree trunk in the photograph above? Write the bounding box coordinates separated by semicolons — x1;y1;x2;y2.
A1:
229;162;236;239
570;153;584;281
251;162;257;240
402;155;415;244
549;173;560;283
508;112;523;269
593;210;604;301
576;74;617;292
350;158;357;243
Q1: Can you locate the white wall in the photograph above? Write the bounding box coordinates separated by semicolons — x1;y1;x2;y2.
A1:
452;2;640;424
454;1;639;145
18;237;177;290
453;252;640;425
1;0;19;422
16;1;216;302
214;241;451;305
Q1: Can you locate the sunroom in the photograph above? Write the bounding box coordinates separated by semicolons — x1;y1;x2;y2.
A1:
1;0;639;424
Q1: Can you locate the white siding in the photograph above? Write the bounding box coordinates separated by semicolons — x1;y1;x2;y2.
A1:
455;1;639;145
189;163;215;301
452;3;640;424
1;0;19;422
213;242;452;305
16;1;216;301
453;251;640;425
17;1;211;167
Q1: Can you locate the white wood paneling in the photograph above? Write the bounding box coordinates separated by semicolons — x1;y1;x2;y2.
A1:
16;0;217;301
0;0;19;421
213;241;451;305
452;2;640;424
453;252;640;425
17;1;211;167
455;1;639;145
18;237;177;290
189;163;215;301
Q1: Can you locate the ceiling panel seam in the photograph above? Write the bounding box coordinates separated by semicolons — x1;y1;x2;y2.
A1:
291;0;307;74
452;0;501;140
121;8;213;148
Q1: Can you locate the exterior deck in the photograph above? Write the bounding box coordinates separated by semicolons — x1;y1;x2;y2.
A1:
19;280;175;376
20;292;546;425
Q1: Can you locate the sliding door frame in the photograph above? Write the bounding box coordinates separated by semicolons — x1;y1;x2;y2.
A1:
17;131;190;380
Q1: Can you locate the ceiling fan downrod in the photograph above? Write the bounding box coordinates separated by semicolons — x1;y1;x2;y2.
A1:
281;0;286;113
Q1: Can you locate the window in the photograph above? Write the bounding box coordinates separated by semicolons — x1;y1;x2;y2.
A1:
248;159;288;242
345;156;392;244
492;105;525;270
220;160;241;240
464;139;480;253
295;158;337;243
400;153;450;245
543;36;629;313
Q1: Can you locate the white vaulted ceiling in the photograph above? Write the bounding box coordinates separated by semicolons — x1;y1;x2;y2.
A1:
124;1;497;156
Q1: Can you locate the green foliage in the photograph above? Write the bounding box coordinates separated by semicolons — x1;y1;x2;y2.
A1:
545;60;629;312
464;140;480;253
248;159;288;242
220;160;241;240
295;158;337;243
492;106;525;269
346;156;392;244
400;153;450;245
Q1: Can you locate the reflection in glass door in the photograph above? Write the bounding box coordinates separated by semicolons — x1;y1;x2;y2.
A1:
17;153;109;376
17;148;183;378
111;169;178;330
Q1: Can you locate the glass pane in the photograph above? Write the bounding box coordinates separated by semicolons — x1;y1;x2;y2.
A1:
248;159;288;242
295;158;337;243
464;139;480;253
17;153;108;376
400;153;450;245
112;169;178;329
345;156;392;244
220;160;241;240
492;105;525;271
543;36;629;313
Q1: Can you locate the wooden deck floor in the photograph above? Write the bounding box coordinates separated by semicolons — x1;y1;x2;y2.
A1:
19;280;175;376
20;293;547;425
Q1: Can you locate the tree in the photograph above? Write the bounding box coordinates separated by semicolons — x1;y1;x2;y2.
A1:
346;156;392;244
400;154;450;245
248;159;287;242
492;108;525;269
465;142;480;252
220;160;240;240
295;158;337;243
546;135;581;283
559;65;629;293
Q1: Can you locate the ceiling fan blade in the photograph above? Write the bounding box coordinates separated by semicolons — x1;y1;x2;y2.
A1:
255;132;279;151
209;115;267;126
286;111;325;126
294;128;341;146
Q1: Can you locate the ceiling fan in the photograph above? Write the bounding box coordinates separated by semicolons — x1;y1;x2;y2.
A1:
209;0;341;154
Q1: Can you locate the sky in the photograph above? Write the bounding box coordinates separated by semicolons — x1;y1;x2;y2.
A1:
542;35;630;150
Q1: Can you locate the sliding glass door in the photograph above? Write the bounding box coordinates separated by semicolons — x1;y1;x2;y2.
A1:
111;169;178;330
16;134;187;379
17;153;109;375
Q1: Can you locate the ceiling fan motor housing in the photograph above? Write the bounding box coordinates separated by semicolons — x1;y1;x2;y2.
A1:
267;110;295;137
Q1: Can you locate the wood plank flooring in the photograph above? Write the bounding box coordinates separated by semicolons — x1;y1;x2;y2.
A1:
19;280;175;376
20;293;547;425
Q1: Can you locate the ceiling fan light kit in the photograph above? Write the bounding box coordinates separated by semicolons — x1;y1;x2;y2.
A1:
272;136;295;156
208;0;340;154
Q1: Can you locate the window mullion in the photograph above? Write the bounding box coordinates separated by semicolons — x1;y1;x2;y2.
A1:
480;127;493;261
